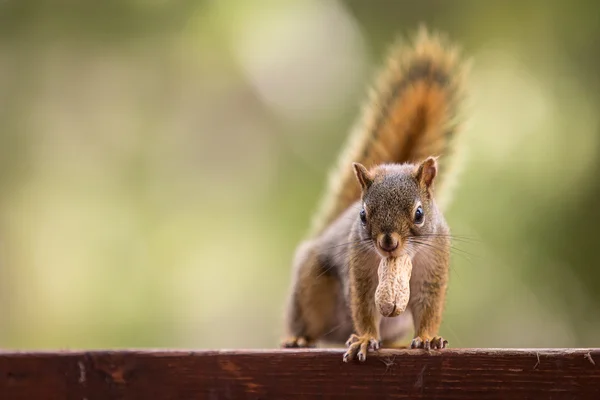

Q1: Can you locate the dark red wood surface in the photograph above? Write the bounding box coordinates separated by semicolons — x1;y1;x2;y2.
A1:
1;348;599;399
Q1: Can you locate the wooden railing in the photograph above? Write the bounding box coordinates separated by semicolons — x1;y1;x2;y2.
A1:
1;348;599;399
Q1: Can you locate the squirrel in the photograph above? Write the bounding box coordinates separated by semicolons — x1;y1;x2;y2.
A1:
281;27;469;362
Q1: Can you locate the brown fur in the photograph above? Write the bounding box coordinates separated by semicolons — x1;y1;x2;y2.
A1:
282;27;468;360
310;27;467;237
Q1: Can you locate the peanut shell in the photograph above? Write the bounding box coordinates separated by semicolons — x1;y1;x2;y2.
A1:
375;254;412;317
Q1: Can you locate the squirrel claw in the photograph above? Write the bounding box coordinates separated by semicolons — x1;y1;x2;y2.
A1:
410;336;448;350
281;336;314;348
343;334;380;362
345;334;359;347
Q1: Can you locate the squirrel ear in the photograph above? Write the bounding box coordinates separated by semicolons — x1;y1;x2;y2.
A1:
416;157;438;188
353;162;373;191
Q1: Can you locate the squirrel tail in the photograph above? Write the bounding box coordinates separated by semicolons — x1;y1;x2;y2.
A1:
309;27;470;236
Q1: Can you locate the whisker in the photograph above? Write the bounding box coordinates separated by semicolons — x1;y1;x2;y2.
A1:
407;238;476;263
406;239;447;255
408;235;481;259
328;242;371;263
406;239;464;278
322;238;372;252
322;322;345;337
412;233;481;244
315;240;374;280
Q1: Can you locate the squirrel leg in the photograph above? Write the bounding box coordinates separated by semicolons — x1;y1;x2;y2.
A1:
409;269;449;350
343;261;381;362
282;242;339;348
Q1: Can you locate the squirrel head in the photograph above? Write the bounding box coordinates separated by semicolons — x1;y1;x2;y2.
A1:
352;157;438;258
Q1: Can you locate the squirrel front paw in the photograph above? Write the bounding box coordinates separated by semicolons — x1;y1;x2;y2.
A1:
281;336;314;348
410;335;448;350
343;334;380;362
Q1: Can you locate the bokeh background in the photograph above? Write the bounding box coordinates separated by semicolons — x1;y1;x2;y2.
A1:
1;0;599;350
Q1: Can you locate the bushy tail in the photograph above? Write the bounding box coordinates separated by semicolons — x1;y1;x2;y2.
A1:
310;27;469;236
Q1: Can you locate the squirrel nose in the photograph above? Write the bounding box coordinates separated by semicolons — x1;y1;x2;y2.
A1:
378;233;399;253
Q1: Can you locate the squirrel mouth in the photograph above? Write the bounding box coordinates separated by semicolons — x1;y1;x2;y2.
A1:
375;245;401;258
380;244;399;253
377;233;400;255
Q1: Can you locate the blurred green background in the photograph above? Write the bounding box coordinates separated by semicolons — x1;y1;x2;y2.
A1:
1;0;599;350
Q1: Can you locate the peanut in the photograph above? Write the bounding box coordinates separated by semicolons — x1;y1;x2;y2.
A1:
375;254;412;317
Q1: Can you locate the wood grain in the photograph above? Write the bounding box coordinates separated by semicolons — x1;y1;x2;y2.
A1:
1;348;599;399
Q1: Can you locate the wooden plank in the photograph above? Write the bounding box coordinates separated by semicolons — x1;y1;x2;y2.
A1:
0;348;599;399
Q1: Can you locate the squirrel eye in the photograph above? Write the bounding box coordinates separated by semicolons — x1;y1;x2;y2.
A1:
359;209;367;224
414;205;424;225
